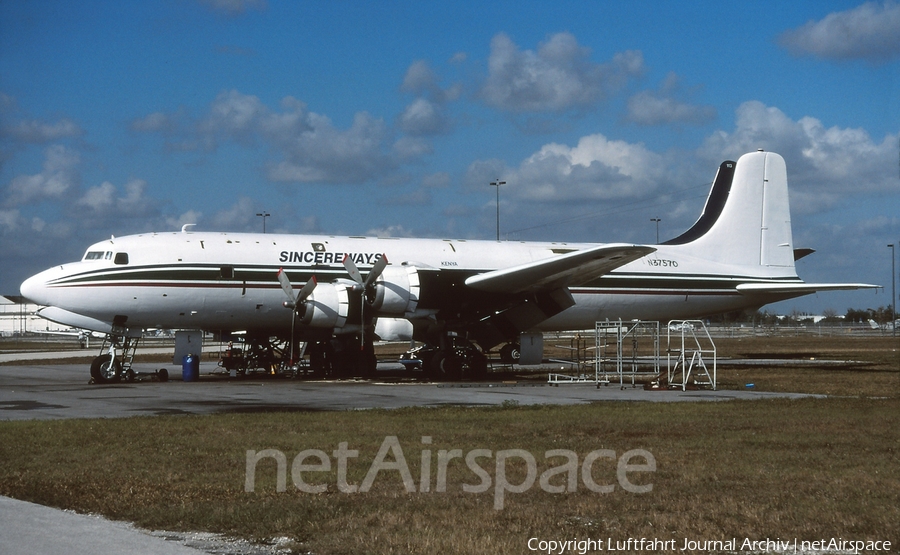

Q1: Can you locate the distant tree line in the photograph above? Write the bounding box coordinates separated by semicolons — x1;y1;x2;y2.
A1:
843;306;896;325
705;305;895;326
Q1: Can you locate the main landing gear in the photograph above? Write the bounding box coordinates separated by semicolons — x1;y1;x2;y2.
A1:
305;335;377;379
218;336;290;377
400;335;489;382
217;334;378;380
499;343;521;364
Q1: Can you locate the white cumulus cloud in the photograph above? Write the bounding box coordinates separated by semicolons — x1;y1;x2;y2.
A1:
700;100;899;210
489;134;666;202
76;178;158;222
398;98;448;136
5;145;80;206
135;90;405;185
0;208;19;231
626;73;716;126
779;1;900;61
479;32;644;113
5;118;83;143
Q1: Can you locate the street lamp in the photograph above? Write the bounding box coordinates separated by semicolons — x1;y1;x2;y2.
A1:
256;212;270;234
889;243;896;337
650;218;661;244
490;180;506;241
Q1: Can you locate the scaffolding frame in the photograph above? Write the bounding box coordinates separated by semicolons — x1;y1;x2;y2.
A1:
547;319;716;390
548;320;662;387
613;320;661;387
666;320;716;390
546;331;600;384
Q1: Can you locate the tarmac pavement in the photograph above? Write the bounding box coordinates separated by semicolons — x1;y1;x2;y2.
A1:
0;359;820;421
0;496;205;555
0;495;296;555
0;353;823;554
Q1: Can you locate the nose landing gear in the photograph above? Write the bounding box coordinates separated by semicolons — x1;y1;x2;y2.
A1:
89;335;139;384
90;353;121;383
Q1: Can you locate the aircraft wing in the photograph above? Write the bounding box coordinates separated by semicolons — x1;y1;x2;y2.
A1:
736;282;880;295
464;244;655;294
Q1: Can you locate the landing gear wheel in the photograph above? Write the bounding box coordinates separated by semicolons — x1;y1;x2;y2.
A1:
90;355;122;384
499;343;521;364
157;368;169;382
430;353;463;382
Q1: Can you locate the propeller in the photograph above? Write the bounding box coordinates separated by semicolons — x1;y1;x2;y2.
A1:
342;254;388;349
277;268;317;367
278;269;317;310
343;254;388;302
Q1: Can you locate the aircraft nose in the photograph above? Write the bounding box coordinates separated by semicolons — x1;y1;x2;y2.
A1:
20;271;51;305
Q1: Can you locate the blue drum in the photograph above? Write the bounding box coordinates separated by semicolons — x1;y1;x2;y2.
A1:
182;354;200;382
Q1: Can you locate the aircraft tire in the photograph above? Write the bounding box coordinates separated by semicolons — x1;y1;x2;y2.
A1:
430;352;462;382
426;353;442;381
90;355;121;384
499;344;520;364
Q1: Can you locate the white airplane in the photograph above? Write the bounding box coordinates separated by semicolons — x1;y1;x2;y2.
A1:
20;150;877;382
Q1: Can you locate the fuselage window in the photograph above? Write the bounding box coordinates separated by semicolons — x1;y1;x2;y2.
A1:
114;252;129;265
84;251;105;260
220;265;235;279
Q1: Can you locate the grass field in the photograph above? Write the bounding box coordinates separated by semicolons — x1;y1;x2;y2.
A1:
0;334;898;554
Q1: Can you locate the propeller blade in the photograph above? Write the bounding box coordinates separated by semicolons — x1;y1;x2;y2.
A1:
276;270;317;369
277;268;297;304
297;275;317;302
342;255;365;288
364;255;389;288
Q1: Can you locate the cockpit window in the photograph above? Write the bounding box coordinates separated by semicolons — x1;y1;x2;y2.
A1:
114;252;129;265
84;251;105;260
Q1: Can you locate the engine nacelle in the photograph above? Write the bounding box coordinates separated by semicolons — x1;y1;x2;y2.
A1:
374;318;414;341
370;266;420;317
299;282;350;329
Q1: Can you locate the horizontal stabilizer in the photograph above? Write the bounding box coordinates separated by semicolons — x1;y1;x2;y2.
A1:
737;282;880;295
465;244;655;294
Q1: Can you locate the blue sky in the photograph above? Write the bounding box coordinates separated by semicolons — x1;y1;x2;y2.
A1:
1;0;898;316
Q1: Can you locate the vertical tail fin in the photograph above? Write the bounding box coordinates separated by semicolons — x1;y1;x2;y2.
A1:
665;150;796;271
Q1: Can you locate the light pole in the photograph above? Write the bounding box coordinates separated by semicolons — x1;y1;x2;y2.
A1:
890;243;896;337
256;212;270;233
650;218;661;244
490;180;506;241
